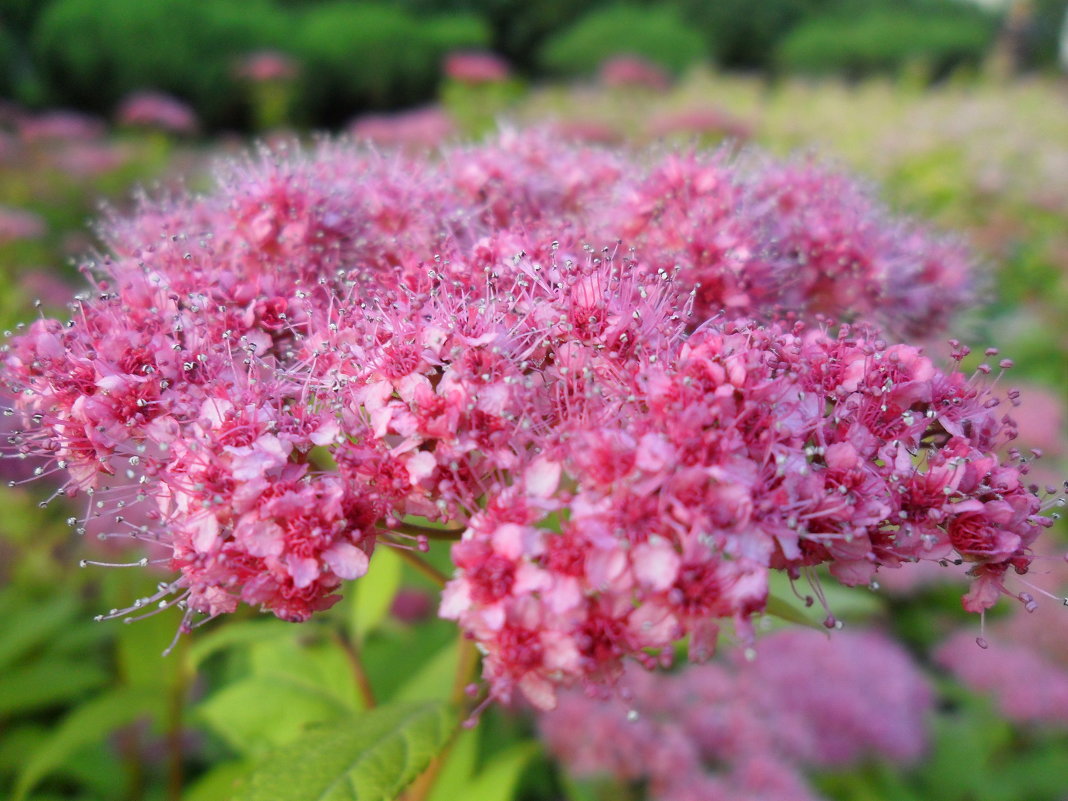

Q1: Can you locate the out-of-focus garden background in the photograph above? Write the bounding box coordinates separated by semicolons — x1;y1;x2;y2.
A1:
1;0;1067;799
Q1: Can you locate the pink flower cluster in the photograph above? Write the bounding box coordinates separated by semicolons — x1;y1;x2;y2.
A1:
443;51;511;85
540;628;933;801
0;131;1053;706
116;92;198;135
236;51;299;84
598;56;671;92
935;537;1068;727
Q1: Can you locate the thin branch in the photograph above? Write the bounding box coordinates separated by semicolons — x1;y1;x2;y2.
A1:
450;635;479;709
389;519;465;541
329;630;377;709
380;536;450;586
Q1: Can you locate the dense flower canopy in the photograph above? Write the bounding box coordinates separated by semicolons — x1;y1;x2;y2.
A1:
0;130;1054;708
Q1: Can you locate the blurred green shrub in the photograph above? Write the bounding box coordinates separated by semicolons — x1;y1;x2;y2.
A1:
776;6;996;80
0;23;18;97
672;0;819;71
396;0;610;72
292;3;489;126
31;0;288;128
0;0;55;38
1031;0;1068;70
539;4;707;78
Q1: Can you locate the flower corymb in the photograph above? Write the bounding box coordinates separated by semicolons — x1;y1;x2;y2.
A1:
1;130;1057;708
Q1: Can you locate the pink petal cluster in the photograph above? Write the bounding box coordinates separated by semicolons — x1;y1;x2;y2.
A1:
348;106;456;150
540;628;933;801
646;106;753;142
443;51;511;85
0;131;1053;705
116;92;199;135
938;631;1068;725
17;110;104;143
598;56;671;92
441;317;1048;707
935;538;1068;727
236;51;299;83
0;205;46;243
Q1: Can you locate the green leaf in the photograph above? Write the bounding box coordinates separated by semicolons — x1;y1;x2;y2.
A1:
0;594;78;670
0;724;47;778
349;547;402;644
458;743;539;801
762;592;827;633
197;675;355;756
234;702;456;801
188;619;301;668
395;640;459;703
248;637;360;709
361;618;455;701
764;571;883;631
182;760;255;801
817;579;884;618
0;659;108;717
559;773;615;801
13;686;164;801
116;603;185;689
426;726;479;801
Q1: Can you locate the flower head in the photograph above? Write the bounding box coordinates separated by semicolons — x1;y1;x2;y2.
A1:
0;131;1055;703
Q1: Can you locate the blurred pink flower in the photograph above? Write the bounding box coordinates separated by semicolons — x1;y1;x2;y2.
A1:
599;55;671;91
1012;382;1067;458
0;206;45;243
390;588;434;624
19;111;104;143
236;50;299;83
647;107;753;141
540;628;932;801
348;106;455;149
18;270;73;308
53;142;132;177
937;631;1068;726
548;119;623;144
116;92;198;135
443;51;510;84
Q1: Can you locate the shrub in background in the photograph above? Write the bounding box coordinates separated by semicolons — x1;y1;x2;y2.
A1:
1030;0;1068;71
396;0;612;72
776;6;996;81
539;4;708;78
672;0;819;71
31;0;288;129
0;0;55;38
292;3;489;126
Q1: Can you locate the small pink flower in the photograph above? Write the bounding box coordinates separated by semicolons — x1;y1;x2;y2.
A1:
0;206;45;243
116;92;198;135
236;50;299;83
348;106;455;150
599;55;671;91
443;51;510;84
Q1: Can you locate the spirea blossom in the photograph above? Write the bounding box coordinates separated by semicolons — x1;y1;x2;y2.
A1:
443;51;511;85
0;131;1055;707
539;628;933;801
116;92;199;135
